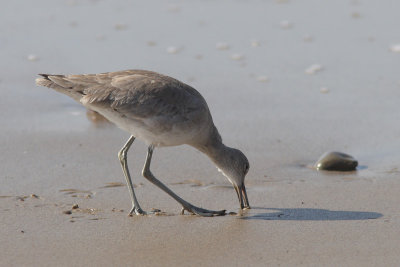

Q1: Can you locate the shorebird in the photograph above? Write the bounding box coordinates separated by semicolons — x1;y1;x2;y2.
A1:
36;70;250;216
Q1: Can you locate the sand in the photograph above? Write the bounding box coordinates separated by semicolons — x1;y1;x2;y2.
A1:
1;0;400;266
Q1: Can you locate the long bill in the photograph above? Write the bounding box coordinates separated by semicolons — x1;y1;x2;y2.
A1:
234;184;250;209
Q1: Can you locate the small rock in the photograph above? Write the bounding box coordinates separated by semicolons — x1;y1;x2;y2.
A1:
63;210;72;215
72;204;79;209
27;54;39;62
216;42;230;50
303;35;313;42
114;23;128;30
166;46;181;54
228;212;237;215
305;64;323;75
230;53;244;61
151;208;161;213
315;151;358;171
320;87;330;94
30;194;39;199
250;40;260;47
280;20;293;29
256;75;269;82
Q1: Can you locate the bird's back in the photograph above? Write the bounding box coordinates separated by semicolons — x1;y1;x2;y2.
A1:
36;70;219;147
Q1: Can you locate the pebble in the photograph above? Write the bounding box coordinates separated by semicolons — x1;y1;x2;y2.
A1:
216;42;230;50
72;204;79;209
166;46;181;54
256;75;269;82
305;64;323;74
114;23;128;30
315;151;358;171
320;87;330;94
280;20;293;29
250;40;260;47
151;208;161;213
27;54;39;62
230;53;244;61
63;210;72;215
303;35;313;42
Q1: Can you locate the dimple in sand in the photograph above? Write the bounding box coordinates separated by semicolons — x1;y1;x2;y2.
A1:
36;70;250;217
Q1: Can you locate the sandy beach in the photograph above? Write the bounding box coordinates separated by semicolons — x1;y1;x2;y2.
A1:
1;0;400;266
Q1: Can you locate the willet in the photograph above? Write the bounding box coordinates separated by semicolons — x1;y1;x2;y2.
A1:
36;70;250;217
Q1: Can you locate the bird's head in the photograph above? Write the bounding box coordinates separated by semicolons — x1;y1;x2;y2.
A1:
215;146;250;210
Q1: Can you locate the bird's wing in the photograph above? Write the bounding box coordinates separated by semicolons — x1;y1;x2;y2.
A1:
64;70;209;122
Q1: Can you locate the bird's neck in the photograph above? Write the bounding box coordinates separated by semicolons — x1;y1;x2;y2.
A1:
192;127;230;169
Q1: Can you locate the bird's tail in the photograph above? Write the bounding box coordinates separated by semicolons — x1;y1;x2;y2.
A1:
35;74;84;102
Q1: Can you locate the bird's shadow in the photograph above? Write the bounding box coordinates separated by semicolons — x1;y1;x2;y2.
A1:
241;207;383;221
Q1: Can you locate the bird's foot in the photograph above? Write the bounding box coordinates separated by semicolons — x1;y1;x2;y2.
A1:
181;205;226;217
128;206;146;216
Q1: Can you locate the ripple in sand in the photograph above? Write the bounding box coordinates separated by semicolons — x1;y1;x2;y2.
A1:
314;151;358;171
204;184;232;190
59;189;94;198
170;179;203;187
99;182;127;188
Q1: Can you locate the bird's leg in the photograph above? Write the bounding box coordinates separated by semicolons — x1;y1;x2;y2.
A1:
142;145;226;217
118;135;145;216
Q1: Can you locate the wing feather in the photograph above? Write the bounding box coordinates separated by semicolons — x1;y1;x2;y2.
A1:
77;70;208;122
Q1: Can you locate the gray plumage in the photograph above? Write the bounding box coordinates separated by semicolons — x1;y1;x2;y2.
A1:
36;70;250;216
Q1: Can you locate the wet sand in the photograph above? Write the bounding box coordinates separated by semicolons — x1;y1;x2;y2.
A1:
2;0;400;266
